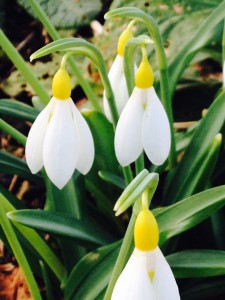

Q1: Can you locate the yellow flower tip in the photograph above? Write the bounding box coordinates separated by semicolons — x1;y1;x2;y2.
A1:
135;57;154;89
117;28;133;56
52;68;71;100
134;208;159;251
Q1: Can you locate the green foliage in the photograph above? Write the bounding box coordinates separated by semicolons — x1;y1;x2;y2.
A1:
18;0;102;28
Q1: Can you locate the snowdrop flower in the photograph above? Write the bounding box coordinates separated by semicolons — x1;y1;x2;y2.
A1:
115;47;171;166
111;206;180;300
103;25;133;121
25;67;94;189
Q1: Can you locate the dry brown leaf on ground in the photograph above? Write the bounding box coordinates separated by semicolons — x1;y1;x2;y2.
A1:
0;264;32;300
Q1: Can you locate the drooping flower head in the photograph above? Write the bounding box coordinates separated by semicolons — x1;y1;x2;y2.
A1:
103;23;134;121
25;65;94;189
115;46;171;166
111;202;180;300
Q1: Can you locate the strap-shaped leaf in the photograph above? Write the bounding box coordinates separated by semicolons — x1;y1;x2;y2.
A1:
64;241;121;300
167;250;225;278
156;186;225;244
0;150;43;184
7;210;115;248
0;99;38;121
165;90;225;203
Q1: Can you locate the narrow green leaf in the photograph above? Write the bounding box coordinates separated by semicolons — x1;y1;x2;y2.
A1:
0;118;27;146
64;241;121;300
0;150;43;184
40;261;55;300
0;99;38;121
165;90;225;203
0;193;65;281
172;133;222;202
0;203;41;299
98;171;125;190
182;277;225;300
8;210;114;248
157;186;225;244
167;250;225;278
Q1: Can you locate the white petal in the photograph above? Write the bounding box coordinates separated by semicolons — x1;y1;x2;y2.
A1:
112;249;156;300
25;98;54;173
70;103;94;175
115;87;144;166
142;87;171;165
103;55;129;121
43;98;78;189
152;247;180;300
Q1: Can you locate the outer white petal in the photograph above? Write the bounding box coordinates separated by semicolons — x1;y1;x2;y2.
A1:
43;98;78;189
115;87;144;166
103;55;128;121
142;87;171;165
70;102;94;175
25;98;54;173
112;249;156;300
152;247;180;300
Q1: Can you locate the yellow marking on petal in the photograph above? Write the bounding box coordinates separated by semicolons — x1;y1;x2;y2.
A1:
135;57;154;89
117;28;133;56
149;271;154;281
52;68;71;100
134;208;159;251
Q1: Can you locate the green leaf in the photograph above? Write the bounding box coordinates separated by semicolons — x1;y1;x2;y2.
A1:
172;133;222;202
182;277;225;300
165;90;225;203
0;99;38;121
167;250;225;278
7;210;115;248
18;0;102;28
64;241;121;300
98;171;125;190
156;186;225;244
0;150;43;184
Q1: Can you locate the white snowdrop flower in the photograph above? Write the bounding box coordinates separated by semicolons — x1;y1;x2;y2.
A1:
25;67;94;189
111;207;180;300
103;26;133;121
115;48;171;166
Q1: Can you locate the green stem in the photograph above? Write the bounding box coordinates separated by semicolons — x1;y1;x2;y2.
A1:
135;154;145;174
0;193;65;281
0;119;26;146
27;0;101;111
103;212;136;300
0;196;42;300
0;29;49;107
122;166;134;185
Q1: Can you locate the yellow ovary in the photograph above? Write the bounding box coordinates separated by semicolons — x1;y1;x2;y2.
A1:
134;208;159;251
117;28;133;56
52;68;71;100
135;57;154;89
